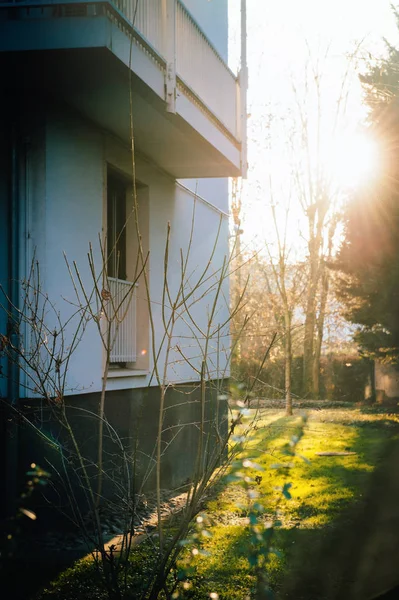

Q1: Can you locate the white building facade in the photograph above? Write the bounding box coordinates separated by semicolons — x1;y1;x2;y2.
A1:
0;0;246;508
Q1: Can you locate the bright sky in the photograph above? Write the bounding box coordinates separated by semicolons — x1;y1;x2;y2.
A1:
228;0;398;253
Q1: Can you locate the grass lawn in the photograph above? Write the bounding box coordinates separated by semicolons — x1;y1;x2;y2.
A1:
180;406;399;600
35;406;399;600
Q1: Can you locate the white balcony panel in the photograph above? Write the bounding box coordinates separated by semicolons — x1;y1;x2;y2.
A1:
114;0;164;55
176;1;237;136
0;0;243;174
114;0;239;138
108;277;138;363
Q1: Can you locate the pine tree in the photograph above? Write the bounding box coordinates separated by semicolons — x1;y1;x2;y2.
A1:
337;13;399;362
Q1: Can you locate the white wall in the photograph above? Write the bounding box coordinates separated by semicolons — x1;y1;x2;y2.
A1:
25;108;230;396
183;0;228;61
146;169;230;387
44;110;105;394
105;139;231;391
178;178;229;213
177;0;231;255
177;1;230;232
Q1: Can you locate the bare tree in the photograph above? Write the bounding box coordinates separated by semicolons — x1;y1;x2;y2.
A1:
1;202;276;599
261;186;306;415
287;44;359;397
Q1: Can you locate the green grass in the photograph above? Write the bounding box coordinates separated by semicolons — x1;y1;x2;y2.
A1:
175;407;399;599
35;406;399;600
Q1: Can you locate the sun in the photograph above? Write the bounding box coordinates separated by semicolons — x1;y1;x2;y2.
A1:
328;131;380;190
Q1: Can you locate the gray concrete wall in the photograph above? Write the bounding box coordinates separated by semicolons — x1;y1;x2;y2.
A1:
0;114;10;400
18;381;228;524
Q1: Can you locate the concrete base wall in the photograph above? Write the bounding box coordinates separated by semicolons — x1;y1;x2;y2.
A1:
17;381;228;525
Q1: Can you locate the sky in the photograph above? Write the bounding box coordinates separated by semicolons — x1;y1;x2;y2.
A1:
228;0;398;251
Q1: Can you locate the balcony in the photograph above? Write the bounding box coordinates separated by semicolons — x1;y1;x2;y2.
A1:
107;277;138;364
0;0;246;177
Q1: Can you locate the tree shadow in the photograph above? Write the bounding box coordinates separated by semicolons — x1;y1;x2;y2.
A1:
276;420;399;599
190;411;399;600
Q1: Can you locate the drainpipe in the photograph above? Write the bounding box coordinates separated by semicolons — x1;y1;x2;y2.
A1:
240;0;248;178
5;123;20;515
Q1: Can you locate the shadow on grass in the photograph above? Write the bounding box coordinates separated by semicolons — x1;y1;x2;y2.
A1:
277;437;399;600
275;419;399;600
1;534;103;600
188;412;399;600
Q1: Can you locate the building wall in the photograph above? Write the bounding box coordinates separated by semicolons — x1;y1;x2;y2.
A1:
21;105;230;397
178;177;229;214
19;380;228;515
1;0;233;510
182;0;228;62
0;104;230;511
0;116;11;512
178;0;230;214
0;117;9;400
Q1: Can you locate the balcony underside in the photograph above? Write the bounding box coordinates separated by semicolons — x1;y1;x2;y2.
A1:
0;14;241;178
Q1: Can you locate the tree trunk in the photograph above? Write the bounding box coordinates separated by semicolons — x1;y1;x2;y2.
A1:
303;258;318;397
312;222;335;398
285;311;293;416
312;263;329;398
325;351;334;400
312;340;321;399
302;209;328;398
285;336;293;416
303;311;315;396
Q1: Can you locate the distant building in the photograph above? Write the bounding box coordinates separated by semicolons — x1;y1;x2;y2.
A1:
374;363;399;404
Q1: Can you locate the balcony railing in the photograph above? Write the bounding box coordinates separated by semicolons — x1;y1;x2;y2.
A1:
175;2;238;138
113;0;240;139
115;0;163;52
107;277;138;363
0;0;242;141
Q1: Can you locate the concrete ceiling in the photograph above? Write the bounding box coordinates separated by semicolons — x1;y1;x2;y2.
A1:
1;46;241;178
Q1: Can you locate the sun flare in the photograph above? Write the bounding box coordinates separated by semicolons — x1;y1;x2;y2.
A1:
328;132;380;190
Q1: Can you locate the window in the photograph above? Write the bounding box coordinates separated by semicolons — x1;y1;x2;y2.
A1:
107;171;135;366
107;174;127;281
105;167;150;372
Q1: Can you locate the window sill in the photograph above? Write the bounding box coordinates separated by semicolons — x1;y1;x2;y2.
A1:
106;369;149;379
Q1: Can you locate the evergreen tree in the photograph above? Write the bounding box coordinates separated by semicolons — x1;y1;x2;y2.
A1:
337;14;399;362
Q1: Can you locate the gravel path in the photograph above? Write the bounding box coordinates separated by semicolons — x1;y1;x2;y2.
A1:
13;489;190;564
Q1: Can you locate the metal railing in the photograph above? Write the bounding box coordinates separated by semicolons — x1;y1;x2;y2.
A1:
115;0;163;54
113;0;239;137
1;0;241;139
108;277;138;363
175;1;237;136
